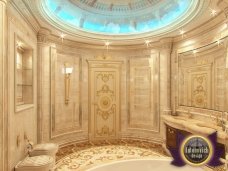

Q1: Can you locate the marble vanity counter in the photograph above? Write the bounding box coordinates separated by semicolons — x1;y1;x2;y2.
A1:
162;115;228;144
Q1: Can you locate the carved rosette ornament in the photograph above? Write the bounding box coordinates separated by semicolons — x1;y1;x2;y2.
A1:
192;76;207;107
96;84;115;121
98;95;112;111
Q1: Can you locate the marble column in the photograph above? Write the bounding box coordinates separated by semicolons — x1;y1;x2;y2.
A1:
0;0;7;170
37;28;53;142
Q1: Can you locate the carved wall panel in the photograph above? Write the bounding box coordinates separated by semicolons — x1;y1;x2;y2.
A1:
183;66;212;108
88;60;122;140
178;44;226;111
128;56;159;132
51;52;82;138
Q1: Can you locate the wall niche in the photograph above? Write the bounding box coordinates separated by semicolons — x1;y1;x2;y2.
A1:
177;41;226;111
15;36;33;111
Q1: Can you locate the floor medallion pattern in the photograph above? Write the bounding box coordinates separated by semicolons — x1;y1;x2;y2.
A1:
55;140;168;171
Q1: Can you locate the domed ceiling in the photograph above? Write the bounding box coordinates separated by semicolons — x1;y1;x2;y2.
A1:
42;0;199;36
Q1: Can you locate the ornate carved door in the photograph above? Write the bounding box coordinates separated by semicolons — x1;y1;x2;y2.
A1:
88;60;122;140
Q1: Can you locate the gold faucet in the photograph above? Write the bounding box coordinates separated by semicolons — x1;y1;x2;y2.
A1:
216;113;221;126
213;112;226;131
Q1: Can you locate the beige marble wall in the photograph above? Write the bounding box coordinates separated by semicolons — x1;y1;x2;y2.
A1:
37;39;171;145
1;0;228;170
51;52;83;138
38;41;89;145
7;2;37;171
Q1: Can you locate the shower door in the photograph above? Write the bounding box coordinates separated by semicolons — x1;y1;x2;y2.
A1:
88;60;122;140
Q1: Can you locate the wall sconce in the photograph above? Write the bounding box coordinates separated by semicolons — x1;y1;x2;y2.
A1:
64;63;73;104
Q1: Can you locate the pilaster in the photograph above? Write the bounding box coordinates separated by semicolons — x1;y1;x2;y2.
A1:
159;41;172;115
37;28;53;142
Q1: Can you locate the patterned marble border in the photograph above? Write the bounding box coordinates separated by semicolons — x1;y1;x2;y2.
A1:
55;140;226;171
55;140;168;171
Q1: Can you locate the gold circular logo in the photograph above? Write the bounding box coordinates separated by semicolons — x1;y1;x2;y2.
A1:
180;135;213;166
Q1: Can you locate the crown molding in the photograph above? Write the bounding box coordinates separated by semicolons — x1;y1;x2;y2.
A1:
10;0;40;33
0;0;7;4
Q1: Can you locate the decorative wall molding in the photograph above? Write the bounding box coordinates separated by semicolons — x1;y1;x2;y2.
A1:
127;55;160;133
0;0;7;4
8;5;37;43
50;50;83;139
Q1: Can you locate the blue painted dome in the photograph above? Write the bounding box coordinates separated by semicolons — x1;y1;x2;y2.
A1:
43;0;194;35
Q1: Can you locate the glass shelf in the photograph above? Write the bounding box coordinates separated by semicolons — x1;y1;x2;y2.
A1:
15;38;33;112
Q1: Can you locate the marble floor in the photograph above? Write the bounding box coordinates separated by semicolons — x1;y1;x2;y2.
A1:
55;140;226;171
55;140;168;171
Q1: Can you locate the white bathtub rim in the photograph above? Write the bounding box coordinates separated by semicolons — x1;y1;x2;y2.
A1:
87;157;173;171
86;157;208;171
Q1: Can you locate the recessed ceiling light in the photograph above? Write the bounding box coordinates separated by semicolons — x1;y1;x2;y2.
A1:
105;41;110;46
145;40;151;47
59;33;66;42
224;22;228;29
179;29;184;35
210;9;217;17
17;41;23;48
104;41;111;51
179;29;186;38
60;33;66;38
217;39;222;46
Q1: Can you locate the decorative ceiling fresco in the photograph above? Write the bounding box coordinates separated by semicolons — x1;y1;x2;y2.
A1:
43;0;194;35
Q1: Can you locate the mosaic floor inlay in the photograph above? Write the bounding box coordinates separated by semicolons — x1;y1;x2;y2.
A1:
55;140;168;171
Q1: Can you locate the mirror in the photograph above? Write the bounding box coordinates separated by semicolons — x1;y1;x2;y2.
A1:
178;40;226;111
15;36;33;111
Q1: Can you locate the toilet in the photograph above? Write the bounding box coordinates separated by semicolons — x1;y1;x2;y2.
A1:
15;155;54;171
29;143;59;162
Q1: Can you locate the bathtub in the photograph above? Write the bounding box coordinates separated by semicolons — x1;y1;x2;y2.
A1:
87;158;204;171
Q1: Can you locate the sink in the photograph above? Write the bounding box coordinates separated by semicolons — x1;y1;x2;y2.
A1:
196;123;217;130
